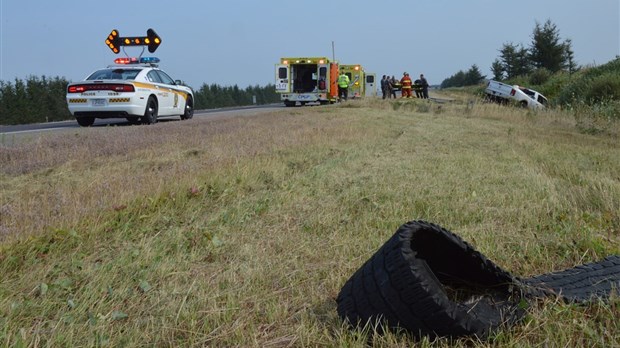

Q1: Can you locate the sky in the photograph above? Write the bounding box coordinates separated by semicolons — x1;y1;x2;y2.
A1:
1;0;619;89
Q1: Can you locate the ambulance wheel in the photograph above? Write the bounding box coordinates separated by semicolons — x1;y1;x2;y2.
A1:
142;97;158;124
181;96;194;120
76;117;95;127
284;101;295;107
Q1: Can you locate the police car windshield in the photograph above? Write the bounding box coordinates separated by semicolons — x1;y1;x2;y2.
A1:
86;69;141;81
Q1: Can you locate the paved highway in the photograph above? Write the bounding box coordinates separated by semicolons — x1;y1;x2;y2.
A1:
0;104;283;136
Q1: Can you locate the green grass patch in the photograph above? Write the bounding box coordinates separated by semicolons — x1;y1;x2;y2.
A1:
1;96;619;346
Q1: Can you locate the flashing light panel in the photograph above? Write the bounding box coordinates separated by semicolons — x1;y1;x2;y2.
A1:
283;60;288;64
354;66;360;71
319;60;325;64
106;29;120;54
104;28;162;54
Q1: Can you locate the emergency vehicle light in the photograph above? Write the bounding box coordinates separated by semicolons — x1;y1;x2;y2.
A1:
114;57;160;64
354;66;360;71
140;57;160;63
319;60;325;64
283;60;288;64
115;57;138;64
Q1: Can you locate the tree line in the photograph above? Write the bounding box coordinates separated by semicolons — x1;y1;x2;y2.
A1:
440;65;486;89
193;83;279;109
441;19;577;88
0;77;280;125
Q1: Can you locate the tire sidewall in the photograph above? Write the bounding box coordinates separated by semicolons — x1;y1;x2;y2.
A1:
143;97;158;124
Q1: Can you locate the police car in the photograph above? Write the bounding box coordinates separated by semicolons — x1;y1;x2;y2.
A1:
66;57;194;126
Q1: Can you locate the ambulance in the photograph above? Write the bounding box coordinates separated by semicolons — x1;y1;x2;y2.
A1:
275;57;339;106
339;64;377;98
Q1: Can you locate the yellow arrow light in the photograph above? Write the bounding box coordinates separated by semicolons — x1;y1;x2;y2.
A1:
104;28;162;54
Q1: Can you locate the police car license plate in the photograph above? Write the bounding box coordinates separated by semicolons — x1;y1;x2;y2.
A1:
92;99;106;106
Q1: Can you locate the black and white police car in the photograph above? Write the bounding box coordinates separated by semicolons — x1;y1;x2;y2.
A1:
66;57;194;126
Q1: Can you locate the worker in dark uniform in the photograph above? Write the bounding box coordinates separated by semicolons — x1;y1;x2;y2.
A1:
381;75;388;99
419;74;429;99
413;78;422;98
390;76;398;98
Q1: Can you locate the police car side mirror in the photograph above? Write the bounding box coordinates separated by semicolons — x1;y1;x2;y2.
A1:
175;80;183;86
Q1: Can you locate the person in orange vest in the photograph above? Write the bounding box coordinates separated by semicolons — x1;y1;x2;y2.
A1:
400;72;413;98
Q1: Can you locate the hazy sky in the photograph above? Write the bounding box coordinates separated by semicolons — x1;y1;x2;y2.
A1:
1;0;618;89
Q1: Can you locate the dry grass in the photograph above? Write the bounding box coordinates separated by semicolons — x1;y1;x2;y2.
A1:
1;95;619;347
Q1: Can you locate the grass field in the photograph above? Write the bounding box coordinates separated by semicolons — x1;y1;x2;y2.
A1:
1;94;619;347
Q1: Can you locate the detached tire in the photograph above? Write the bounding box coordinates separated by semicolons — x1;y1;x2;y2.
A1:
336;220;523;338
522;255;620;303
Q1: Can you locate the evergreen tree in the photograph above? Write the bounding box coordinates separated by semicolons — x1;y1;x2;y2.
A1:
564;38;578;75
491;59;504;81
529;19;568;72
499;43;530;79
464;64;486;85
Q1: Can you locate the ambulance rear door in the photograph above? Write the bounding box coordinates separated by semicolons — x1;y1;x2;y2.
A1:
318;63;329;92
275;64;290;93
365;73;377;97
329;63;339;99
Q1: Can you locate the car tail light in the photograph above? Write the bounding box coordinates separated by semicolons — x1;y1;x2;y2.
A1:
68;84;135;93
510;89;516;96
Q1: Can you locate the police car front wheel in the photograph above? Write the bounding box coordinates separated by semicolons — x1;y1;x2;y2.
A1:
181;96;194;120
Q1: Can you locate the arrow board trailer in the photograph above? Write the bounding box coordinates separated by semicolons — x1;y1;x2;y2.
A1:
339;64;376;98
276;57;339;107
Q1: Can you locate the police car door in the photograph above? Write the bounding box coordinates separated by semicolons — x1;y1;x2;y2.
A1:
155;70;180;115
146;70;173;115
365;73;377;97
275;64;290;93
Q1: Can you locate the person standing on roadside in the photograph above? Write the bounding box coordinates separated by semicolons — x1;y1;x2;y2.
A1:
400;72;413;98
390;75;398;98
381;75;388;99
413;78;423;98
419;74;429;99
337;71;350;101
